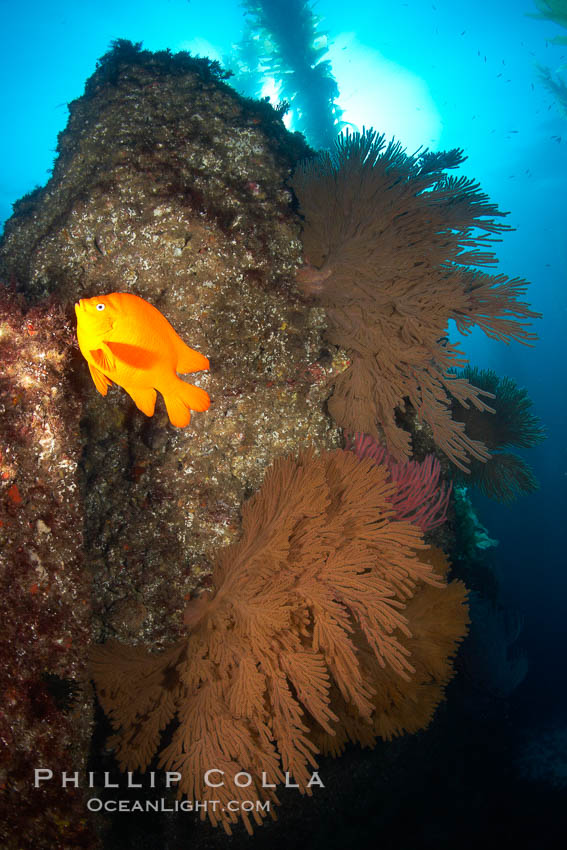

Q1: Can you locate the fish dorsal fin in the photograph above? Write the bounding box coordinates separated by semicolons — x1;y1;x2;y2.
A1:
105;340;159;370
90;344;115;373
88;362;112;396
176;340;209;375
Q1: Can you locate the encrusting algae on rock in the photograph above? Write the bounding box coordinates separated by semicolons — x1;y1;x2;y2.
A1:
0;41;343;659
75;292;210;427
0;288;95;849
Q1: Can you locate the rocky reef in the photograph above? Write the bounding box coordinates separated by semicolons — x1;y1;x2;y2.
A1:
0;41;342;847
1;41;342;654
0;293;93;847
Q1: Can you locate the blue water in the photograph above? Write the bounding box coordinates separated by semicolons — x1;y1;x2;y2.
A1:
2;0;566;838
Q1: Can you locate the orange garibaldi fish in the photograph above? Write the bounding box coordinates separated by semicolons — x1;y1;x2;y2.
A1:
75;292;210;427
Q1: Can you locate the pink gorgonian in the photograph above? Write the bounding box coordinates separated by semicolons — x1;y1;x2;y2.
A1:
345;432;452;532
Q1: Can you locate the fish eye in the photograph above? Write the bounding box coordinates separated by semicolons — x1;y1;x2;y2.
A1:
96;303;105;311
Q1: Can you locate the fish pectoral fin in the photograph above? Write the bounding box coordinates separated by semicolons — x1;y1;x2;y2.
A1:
176;340;209;375
88;362;112;396
162;378;210;427
90;344;116;373
105;341;158;370
126;387;157;417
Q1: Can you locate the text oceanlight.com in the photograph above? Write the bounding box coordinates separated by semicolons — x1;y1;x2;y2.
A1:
86;798;271;814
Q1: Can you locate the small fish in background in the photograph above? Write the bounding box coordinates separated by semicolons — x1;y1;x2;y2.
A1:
75;292;210;427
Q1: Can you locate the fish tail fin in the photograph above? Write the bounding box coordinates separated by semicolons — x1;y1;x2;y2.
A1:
176;340;209;375
163;378;210;427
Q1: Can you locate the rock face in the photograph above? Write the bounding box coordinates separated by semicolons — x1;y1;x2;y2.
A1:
0;42;341;847
1;43;341;651
0;293;93;848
